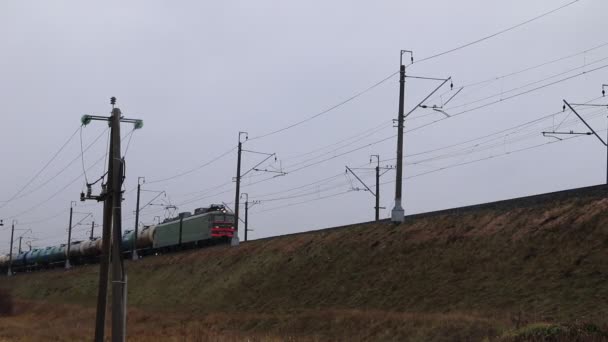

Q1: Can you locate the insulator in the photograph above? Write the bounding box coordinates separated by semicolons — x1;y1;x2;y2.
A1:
110;97;116;105
563;104;566;112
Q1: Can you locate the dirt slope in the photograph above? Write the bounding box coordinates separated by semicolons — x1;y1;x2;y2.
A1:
1;184;608;341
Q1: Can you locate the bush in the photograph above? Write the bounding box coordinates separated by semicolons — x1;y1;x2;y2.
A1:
0;288;13;315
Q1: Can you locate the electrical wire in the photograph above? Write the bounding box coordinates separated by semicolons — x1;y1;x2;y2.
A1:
415;0;582;64
0;126;80;210
446;55;608;111
79;125;89;185
456;41;608;90
146;146;237;184
248;71;399;141
254;131;592;215
10;128;109;201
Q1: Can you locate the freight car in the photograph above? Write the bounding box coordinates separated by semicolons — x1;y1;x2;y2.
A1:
0;204;235;274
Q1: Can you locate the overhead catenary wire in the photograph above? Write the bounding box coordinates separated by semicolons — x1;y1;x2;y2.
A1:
455;41;608;90
248;71;398;141
254;131;592;215
447;63;608;119
145;146;237;184
445;55;608;111
415;0;583;64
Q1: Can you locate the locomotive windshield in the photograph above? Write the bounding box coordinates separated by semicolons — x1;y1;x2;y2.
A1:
213;213;235;223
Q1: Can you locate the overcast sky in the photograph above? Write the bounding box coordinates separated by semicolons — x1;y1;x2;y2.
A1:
1;0;607;252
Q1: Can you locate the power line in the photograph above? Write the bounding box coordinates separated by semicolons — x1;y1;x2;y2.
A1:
402;132;593;182
447;63;608;118
446;54;608;111
248;71;398;141
145;146;236;184
456;41;608;90
0;126;80;209
10;128;109;202
415;0;582;64
254;131;590;215
280;120;393;162
7;130;135;220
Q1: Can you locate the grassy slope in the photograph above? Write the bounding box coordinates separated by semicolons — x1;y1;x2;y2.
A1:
2;185;608;340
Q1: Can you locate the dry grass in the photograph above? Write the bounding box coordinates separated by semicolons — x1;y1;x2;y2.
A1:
1;186;608;340
0;300;507;341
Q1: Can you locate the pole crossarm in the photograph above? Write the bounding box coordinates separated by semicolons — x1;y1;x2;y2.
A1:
345;166;375;196
241;153;278;178
403;77;452;120
569;103;608;107
81;115;144;129
563;100;608;146
405;75;450;81
542;131;591;136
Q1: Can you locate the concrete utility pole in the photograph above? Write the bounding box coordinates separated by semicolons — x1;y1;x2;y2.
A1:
391;50;453;223
240;193;258;242
65;201;76;269
391;51;410;223
18;237;22;254
110;103;126;342
373;155;380;221
94;175;112;342
232;132;247;247
346;157;393;222
132;177;144;260
81;97;143;342
7;220;15;276
90;221;95;240
232;133;280;245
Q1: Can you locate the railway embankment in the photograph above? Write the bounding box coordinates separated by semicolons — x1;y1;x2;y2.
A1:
1;184;608;340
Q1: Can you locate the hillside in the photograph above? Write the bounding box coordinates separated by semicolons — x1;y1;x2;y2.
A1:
1;184;608;341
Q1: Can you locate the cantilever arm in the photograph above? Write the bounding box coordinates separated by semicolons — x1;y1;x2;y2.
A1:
563;100;607;147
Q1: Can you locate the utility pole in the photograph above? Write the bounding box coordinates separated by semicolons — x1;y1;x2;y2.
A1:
110;101;126;342
65;201;76;269
391;51;410;223
232;133;281;245
95;181;112;342
18;237;22;254
90;221;95;240
346;157;393;221
232;132;247;247
373;155;380;221
240;193;259;242
81;97;143;342
7;220;15;276
390;50;453;223
132;177;144;260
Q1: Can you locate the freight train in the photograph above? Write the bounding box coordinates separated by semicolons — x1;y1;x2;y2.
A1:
0;204;235;273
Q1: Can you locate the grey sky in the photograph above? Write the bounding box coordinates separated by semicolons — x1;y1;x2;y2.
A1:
1;0;607;251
